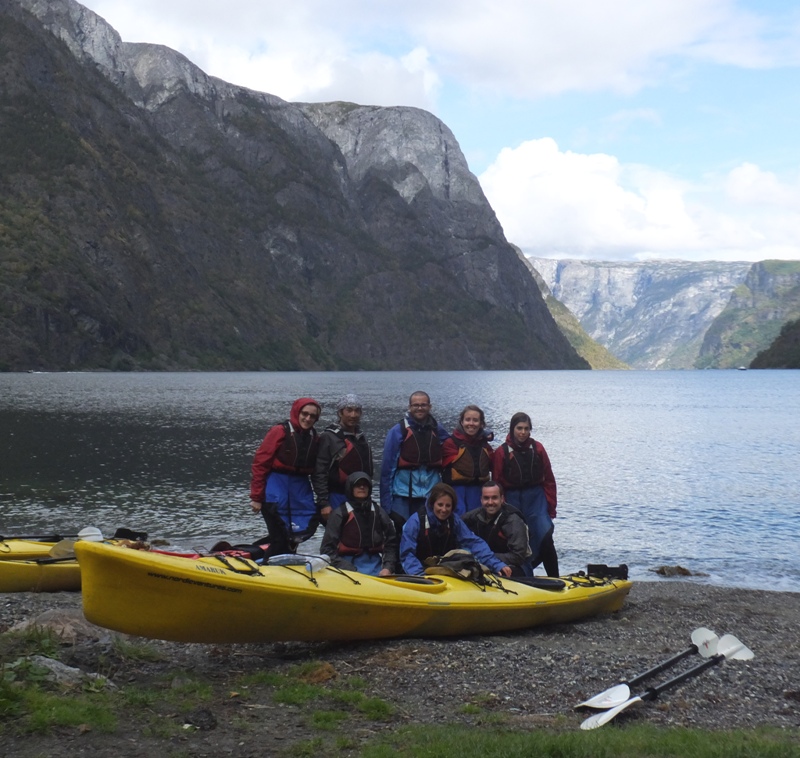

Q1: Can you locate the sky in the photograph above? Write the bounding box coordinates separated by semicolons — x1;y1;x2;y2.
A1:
75;0;800;263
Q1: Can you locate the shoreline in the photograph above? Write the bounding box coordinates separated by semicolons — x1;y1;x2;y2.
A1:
2;579;798;754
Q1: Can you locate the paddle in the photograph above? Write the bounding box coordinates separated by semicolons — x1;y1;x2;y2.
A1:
580;633;754;730
576;626;719;709
0;526;103;544
1;533;67;543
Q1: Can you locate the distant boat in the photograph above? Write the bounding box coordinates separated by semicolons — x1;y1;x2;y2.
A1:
738;366;747;371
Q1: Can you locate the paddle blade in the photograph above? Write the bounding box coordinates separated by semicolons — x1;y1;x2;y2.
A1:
580;696;642;730
716;634;754;661
691;627;719;657
48;539;77;558
576;683;630;710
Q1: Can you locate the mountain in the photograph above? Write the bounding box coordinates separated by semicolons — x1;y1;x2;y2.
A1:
0;0;586;372
750;318;800;369
696;260;800;369
530;258;751;369
515;251;627;369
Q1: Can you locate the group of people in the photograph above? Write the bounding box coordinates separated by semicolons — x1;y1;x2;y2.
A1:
248;391;559;579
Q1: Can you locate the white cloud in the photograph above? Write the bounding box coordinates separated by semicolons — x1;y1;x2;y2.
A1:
479;139;800;261
83;0;800;106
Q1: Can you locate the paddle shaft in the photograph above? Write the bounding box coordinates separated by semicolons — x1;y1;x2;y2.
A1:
640;652;729;702
627;644;699;688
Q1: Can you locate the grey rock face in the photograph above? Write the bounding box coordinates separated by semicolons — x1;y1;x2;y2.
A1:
3;0;583;371
531;258;751;369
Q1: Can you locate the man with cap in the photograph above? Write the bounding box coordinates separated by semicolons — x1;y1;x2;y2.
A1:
312;393;373;521
320;471;398;576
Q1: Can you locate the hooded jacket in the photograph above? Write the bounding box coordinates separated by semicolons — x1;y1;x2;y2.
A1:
319;472;399;571
250;397;321;502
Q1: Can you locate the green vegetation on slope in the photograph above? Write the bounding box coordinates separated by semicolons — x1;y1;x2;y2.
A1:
750;318;800;368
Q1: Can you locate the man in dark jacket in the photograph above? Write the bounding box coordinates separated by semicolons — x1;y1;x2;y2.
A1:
463;481;532;576
312;393;373;522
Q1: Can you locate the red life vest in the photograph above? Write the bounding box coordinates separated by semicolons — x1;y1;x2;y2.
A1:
273;421;318;475
500;441;544;488
334;432;373;486
397;418;443;469
337;503;385;556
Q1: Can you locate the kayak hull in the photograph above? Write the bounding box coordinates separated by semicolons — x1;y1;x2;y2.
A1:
0;558;80;592
76;541;631;643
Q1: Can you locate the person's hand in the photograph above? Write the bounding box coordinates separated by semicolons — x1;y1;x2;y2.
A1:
499;566;512;578
379;568;392;576
319;504;332;521
250;499;262;514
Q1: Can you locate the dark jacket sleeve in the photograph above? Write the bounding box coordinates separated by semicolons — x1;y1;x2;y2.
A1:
378;508;399;572
311;431;341;508
319;506;347;566
494;511;532;567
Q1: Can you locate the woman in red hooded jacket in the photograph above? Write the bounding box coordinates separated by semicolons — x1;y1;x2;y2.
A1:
492;411;559;576
249;397;321;553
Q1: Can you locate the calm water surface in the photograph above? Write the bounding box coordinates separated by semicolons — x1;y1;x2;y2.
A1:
1;370;797;592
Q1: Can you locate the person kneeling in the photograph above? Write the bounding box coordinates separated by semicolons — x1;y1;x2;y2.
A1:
463;481;533;577
320;472;398;576
399;483;512;577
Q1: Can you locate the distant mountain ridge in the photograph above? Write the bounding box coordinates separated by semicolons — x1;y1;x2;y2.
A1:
530;257;751;369
697;260;800;368
0;0;585;372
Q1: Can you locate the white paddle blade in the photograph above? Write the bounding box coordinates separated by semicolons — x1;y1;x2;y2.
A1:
716;634;755;661
691;627;719;657
576;683;631;710
580;696;642;730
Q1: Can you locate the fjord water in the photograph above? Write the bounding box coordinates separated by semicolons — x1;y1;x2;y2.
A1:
1;370;797;592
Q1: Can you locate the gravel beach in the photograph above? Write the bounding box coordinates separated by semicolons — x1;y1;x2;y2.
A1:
2;578;799;756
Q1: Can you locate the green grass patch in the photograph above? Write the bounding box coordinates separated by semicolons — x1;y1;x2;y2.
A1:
308;709;350;731
361;724;800;758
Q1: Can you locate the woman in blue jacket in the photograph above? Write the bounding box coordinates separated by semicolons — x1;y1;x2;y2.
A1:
399;483;511;577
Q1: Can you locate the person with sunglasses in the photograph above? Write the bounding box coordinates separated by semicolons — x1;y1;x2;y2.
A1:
249;397;322;554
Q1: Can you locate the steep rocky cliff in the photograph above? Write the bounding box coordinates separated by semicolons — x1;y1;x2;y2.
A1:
0;0;585;371
531;257;751;369
696;260;800;369
516;251;627;369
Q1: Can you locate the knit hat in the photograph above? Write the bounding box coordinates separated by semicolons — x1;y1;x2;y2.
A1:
336;393;362;411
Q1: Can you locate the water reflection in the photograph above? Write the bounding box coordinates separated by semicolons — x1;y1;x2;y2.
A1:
1;370;798;591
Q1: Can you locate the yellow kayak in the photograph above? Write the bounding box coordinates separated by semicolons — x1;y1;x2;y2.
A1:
0;530;127;592
0;556;81;592
0;539;59;561
76;541;632;643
